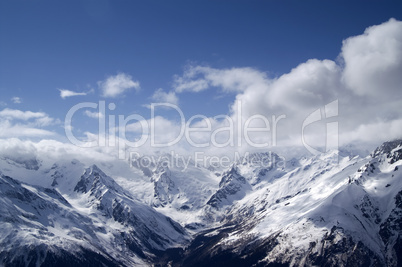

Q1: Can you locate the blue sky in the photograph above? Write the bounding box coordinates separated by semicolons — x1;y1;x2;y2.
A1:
1;0;402;156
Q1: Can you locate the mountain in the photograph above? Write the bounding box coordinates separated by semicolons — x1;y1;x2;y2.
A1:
0;173;125;266
0;164;189;266
206;165;251;209
169;140;402;266
73;165;189;253
130;154;220;227
0;140;401;266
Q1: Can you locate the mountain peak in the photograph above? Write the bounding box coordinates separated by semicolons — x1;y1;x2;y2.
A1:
74;164;119;195
371;139;402;166
372;139;402;157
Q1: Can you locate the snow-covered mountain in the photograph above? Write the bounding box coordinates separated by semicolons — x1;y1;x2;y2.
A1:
170;140;402;266
0;139;401;266
0;164;189;266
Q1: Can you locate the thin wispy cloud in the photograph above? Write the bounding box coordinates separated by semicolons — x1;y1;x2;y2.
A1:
84;110;104;119
59;89;88;99
151;89;179;105
173;66;267;94
0;108;48;120
11;97;22;104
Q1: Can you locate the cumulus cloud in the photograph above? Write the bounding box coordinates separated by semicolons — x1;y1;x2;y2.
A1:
2;19;400;160
59;89;88;99
59;18;401;157
11;97;22;104
171;19;402;151
170;60;342;150
342;18;402;99
151;89;179;105
267;59;341;111
98;73;140;98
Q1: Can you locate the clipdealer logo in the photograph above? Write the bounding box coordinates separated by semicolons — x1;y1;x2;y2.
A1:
302;100;338;157
64;99;338;165
64;101;287;158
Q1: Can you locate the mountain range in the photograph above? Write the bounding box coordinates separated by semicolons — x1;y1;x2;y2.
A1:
0;139;401;266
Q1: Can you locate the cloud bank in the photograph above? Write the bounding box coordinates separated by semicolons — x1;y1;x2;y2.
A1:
2;19;401;160
0;108;56;138
170;18;402;151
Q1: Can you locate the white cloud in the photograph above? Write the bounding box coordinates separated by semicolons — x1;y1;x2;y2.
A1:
342;18;402;99
98;73;140;98
173;66;267;93
170;19;402;150
0;108;48;120
59;89;87;99
0;108;56;138
11;97;22;104
175;62;341;149
1;20;400;159
0;138;119;176
174;76;209;93
151;89;179;105
71;19;398;157
84;110;104;119
267;59;341;111
0;138;38;161
0;122;55;138
34;116;56;127
123;116;182;143
340;119;402;144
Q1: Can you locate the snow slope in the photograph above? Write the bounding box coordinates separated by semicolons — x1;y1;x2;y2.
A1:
172;140;402;266
0;164;189;266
